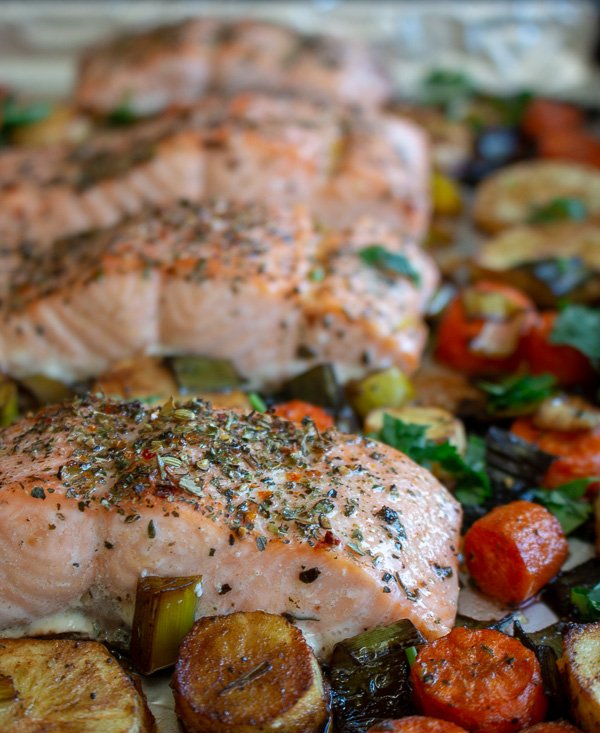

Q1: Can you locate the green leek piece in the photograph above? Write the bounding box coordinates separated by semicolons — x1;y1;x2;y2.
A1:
330;619;424;733
282;364;341;410
20;375;70;405
170;356;241;393
347;367;414;419
0;378;18;426
0;675;17;706
130;575;202;674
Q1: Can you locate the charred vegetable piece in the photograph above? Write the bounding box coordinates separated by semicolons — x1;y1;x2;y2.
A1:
453;613;514;633
281;364;342;411
348;368;414;419
513;620;568;720
544;558;600;620
330;619;425;733
478;373;556;415
130;574;201;675
484;427;555;504
0;378;18;426
170;357;242;393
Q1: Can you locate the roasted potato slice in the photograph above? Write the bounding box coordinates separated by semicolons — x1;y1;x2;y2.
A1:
172;611;329;733
472;222;600;305
0;638;154;732
93;355;178;404
474;161;600;233
558;623;600;732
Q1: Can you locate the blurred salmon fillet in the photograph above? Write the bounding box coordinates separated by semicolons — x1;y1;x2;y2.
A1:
0;395;461;657
74;18;391;116
0;93;430;249
0;199;437;384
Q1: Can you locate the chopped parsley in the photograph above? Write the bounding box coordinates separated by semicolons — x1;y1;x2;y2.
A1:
371;414;489;505
359;245;421;287
550;304;600;364
248;392;267;413
1;97;51;132
528;197;588;224
478;373;556;413
532;478;596;535
571;581;600;621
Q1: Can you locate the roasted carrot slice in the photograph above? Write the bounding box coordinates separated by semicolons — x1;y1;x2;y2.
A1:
367;715;468;732
522;98;584;140
411;627;547;733
463;500;568;604
434;282;534;377
523;312;595;387
271;399;334;431
511;417;600;492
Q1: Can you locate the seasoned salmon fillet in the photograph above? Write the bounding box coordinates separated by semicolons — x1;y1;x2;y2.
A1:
75;18;391;117
0;93;430;249
0;199;438;384
0;115;203;249
0;395;461;657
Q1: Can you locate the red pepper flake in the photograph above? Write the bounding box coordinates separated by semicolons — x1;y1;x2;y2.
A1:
141;449;155;461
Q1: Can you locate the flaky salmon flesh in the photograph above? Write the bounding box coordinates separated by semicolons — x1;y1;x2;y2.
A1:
0;93;430;249
0;395;461;657
75;18;391;116
0;199;438;385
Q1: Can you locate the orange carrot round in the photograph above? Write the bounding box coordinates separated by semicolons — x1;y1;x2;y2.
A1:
523;312;595;387
521;723;582;732
463;500;568;604
367;716;468;732
522;98;584;140
271;400;334;432
511;417;600;492
411;627;547;733
434;282;534;377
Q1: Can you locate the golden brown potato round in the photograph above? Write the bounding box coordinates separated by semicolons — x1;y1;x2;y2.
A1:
172;611;330;733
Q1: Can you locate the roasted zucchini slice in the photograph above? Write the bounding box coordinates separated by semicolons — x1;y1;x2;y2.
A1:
172;611;329;732
0;638;154;732
557;622;600;732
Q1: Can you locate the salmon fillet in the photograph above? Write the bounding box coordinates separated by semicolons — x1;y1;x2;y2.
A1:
0;93;430;249
0;199;438;384
0;115;203;249
0;395;461;657
74;18;391;117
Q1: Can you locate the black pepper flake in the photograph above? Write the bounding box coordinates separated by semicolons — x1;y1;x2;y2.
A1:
90;693;96;700
256;535;267;552
433;564;453;580
104;541;114;550
78;501;86;512
228;534;235;546
31;487;45;500
382;586;391;593
299;567;321;584
147;520;156;539
209;548;216;557
382;572;392;583
218;584;232;595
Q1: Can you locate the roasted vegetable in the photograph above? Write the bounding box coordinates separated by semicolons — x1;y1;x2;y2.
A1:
172;611;329;733
410;627;547;733
432;172;462;217
272;399;334;431
544;558;600;621
531;479;594;536
367;717;468;732
170;356;242;393
0;638;154;732
280;364;342;412
557;622;600;732
463;500;568;604
478;373;556;415
513;620;568;720
0;377;18;426
20;374;70;405
93;355;178;404
130;574;202;675
347;367;414;419
330;619;425;733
